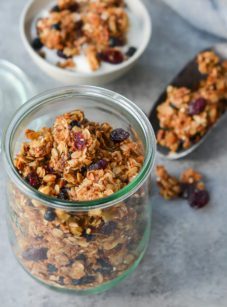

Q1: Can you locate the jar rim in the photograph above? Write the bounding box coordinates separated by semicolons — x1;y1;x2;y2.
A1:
2;85;156;211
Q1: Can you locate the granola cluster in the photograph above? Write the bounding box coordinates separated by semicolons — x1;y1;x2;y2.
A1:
32;0;136;70
157;51;227;152
156;165;209;209
9;110;147;291
14;110;144;201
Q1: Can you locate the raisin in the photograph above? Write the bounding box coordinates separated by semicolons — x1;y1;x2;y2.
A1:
188;98;207;115
97;258;113;276
100;221;117;235
32;38;43;50
22;247;48;261
126;47;137;57
69;120;81;129
47;263;58;273
110;128;130;142
71;275;95;286
50;5;60;12
57;50;71;59
109;36;125;47
58;276;65;285
98;49;124;64
51;23;61;31
44;208;56;221
58;188;69;200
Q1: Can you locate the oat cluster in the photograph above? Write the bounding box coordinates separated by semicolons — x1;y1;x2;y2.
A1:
14;110;144;201
157;51;227;152
34;0;131;70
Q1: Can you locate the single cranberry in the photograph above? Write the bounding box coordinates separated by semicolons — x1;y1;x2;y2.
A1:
73;132;86;150
110;128;130;142
188;98;207;115
58;188;69;200
32;38;43;50
189;189;210;209
69;120;81;129
98;49;124;64
71;275;95;286
180;183;195;199
126;47;137;57
26;172;40;189
109;36;125;47
44;208;56;221
88;159;108;171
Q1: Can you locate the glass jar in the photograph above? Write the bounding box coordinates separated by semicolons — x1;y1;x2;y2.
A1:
2;86;156;294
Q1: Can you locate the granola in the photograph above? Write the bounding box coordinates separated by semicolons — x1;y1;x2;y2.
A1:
157;51;227;152
9;109;148;291
156;165;210;209
32;0;137;71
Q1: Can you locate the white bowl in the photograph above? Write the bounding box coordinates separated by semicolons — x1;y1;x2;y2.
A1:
20;0;152;85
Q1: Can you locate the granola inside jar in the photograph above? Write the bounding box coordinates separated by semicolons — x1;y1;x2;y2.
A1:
3;86;156;294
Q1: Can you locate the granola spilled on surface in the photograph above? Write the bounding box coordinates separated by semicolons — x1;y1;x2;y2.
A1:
157;51;227;153
156;165;210;209
14;110;144;201
32;0;137;71
9;110;148;291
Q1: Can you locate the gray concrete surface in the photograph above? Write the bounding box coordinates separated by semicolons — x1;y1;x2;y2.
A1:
1;0;227;306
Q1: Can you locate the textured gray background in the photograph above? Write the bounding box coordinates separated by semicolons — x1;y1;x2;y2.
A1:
1;0;227;306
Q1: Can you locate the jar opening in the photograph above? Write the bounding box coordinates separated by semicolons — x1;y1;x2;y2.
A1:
2;86;156;210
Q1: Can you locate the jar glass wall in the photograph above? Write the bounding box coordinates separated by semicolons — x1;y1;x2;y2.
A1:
3;86;156;294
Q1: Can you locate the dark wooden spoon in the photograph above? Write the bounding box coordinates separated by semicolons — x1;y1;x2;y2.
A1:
149;43;227;160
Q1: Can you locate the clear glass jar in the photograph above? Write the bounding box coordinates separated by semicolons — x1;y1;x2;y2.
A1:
2;86;156;294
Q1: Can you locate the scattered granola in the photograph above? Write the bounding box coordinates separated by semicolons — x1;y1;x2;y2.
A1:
156;51;227;152
32;0;137;71
156;165;210;209
9;109;148;291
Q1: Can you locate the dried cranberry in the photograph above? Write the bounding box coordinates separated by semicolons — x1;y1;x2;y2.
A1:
100;221;117;235
47;263;58;273
50;5;60;12
69;120;81;129
188;189;210;209
110;128;130;142
126;46;137;58
26;172;40;189
88;159;108;171
188;98;207;115
58;188;69;200
51;23;61;31
180;183;196;199
22;247;48;261
109;36;125;47
98;49;124;64
32;38;43;50
71;275;95;286
44;208;56;221
57;50;71;59
73;132;86;150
